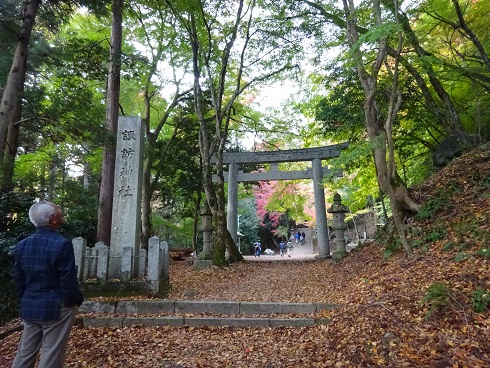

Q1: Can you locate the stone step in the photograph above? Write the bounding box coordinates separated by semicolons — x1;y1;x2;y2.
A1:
80;300;338;315
78;300;338;328
79;316;332;328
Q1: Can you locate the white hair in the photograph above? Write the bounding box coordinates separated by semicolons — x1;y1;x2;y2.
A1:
29;201;57;229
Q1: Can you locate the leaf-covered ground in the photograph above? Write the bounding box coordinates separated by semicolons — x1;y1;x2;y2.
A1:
1;148;489;367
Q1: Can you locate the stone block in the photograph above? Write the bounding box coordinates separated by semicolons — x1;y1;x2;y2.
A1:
116;300;176;314
193;259;213;270
185;317;270;328
72;237;86;281
160;241;169;285
83;247;93;280
239;302;316;314
147;237;162;281
138;249;147;278
96;242;109;282
79;301;116;314
332;250;347;262
174;300;239;314
270;318;315;327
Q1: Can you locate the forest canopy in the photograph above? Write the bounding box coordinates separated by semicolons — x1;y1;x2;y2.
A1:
0;0;488;263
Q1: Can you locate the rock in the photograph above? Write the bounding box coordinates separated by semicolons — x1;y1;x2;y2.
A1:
433;134;476;166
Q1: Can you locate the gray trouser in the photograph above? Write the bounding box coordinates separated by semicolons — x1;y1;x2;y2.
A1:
12;305;78;368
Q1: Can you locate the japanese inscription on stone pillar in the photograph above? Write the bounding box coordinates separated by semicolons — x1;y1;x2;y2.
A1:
109;116;144;278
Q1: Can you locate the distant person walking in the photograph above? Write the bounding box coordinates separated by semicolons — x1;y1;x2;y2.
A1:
301;231;306;245
295;231;300;244
286;240;293;257
279;240;285;257
254;241;261;257
12;201;84;368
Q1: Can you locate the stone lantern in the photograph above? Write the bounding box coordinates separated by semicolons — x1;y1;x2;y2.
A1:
327;193;349;262
198;203;214;261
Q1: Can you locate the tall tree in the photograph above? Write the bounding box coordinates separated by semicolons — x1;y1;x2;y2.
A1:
121;1;196;249
0;0;110;193
167;0;299;264
341;0;419;213
0;0;41;192
96;0;124;246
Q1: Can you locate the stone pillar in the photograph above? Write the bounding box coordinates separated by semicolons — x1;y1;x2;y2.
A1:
328;193;349;262
311;228;318;253
110;116;144;278
72;237;86;281
227;161;238;245
96;242;109;282
139;249;147;278
83;247;95;279
147;236;162;293
312;158;330;258
160;241;169;286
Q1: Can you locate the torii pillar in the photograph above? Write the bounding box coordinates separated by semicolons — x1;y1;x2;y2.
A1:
312;158;330;257
227;162;239;245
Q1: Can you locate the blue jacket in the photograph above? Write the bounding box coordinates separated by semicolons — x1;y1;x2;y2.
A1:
14;228;84;322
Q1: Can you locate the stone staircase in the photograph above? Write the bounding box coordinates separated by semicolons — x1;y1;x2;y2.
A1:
78;300;338;328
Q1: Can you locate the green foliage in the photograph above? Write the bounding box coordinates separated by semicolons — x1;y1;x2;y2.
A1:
481;176;490;189
376;221;402;259
426;227;447;242
59;179;98;245
472;288;490;313
237;196;260;255
151;214;194;249
382;238;402;259
453;219;481;238
454;252;471;262
442;242;455;251
417;186;460;219
476;246;490;260
0;247;17;325
417;196;446;219
312;65;365;141
323;143;380;213
420;283;450;320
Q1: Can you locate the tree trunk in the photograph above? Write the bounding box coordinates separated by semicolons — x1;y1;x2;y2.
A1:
384;23;413;257
366;90;420;214
343;0;419;217
0;0;40;186
1;102;21;192
96;0;123;246
140;153;153;249
451;0;490;72
198;112;227;265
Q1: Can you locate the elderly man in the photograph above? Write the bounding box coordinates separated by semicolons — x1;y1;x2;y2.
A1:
12;201;84;368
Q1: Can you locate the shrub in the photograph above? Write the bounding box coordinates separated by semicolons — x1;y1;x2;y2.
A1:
420;282;450;320
472;288;490;313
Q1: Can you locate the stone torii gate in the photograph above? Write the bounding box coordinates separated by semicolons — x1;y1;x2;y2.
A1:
212;143;348;258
